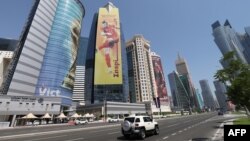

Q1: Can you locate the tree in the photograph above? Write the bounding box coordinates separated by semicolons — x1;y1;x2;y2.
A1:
214;51;250;116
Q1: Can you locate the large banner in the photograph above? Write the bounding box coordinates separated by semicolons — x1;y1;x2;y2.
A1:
94;7;122;85
152;56;168;98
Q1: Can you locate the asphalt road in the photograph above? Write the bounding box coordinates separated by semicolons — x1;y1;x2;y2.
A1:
0;112;237;141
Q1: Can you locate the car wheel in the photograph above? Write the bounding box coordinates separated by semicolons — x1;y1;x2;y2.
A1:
154;126;159;135
139;129;146;140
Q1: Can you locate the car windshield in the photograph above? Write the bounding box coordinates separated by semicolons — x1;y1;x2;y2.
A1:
124;117;135;123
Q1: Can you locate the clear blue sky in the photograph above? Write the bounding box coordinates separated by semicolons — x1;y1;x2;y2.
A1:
1;0;250;97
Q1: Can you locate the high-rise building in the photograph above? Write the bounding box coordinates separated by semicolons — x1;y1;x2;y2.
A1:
0;51;13;87
1;0;85;108
195;89;204;110
150;52;170;111
0;38;17;88
168;71;191;110
85;2;129;104
212;20;249;65
213;80;228;112
199;80;216;110
0;38;18;51
175;54;197;109
126;35;154;103
72;37;88;104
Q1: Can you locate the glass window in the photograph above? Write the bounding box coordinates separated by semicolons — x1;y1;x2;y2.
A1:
135;118;140;122
143;117;152;122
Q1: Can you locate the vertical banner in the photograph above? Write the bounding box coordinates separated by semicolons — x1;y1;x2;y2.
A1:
152;56;168;98
94;7;122;85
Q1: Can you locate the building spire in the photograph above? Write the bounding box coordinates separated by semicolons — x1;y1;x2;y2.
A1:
177;52;182;61
103;2;116;12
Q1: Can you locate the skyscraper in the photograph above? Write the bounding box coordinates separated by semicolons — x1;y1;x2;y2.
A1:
151;52;170;111
0;38;17;88
212;20;249;65
195;89;204;110
168;71;191;110
213;80;228;112
126;35;154;103
199;80;216;110
0;38;18;51
85;2;129;104
1;0;85;108
72;37;88;104
175;54;197;109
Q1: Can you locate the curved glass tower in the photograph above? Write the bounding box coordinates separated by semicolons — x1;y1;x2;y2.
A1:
2;0;85;107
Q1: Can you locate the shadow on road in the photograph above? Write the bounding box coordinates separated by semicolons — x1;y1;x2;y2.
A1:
117;134;155;140
191;138;211;141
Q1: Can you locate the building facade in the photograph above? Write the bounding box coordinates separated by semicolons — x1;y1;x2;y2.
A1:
85;2;129;104
168;71;191;111
175;54;198;109
0;38;18;51
199;80;216;110
0;51;13;88
126;35;154;103
212;20;249;65
1;0;85;107
72;37;88;104
195;89;204;110
213;80;228;112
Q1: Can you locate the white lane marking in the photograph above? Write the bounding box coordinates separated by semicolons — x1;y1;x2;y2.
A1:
211;122;224;141
167;123;179;127
64;138;85;141
171;133;176;136
90;128;116;133
108;131;120;135
0;124;120;140
26;135;67;141
178;130;183;133
163;136;169;139
184;128;187;131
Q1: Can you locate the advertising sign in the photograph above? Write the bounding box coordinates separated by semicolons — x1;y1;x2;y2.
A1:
152;56;168;98
94;7;122;85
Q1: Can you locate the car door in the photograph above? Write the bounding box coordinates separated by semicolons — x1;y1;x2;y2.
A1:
143;117;154;130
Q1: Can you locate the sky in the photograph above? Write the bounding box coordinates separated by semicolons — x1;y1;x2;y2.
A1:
1;0;250;97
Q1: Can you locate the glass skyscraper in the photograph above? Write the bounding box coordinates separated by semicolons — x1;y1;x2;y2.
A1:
1;0;85;107
168;71;191;110
85;2;128;104
212;20;249;66
213;80;228;112
199;80;216;110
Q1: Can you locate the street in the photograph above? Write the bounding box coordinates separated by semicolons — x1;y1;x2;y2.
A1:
0;112;237;141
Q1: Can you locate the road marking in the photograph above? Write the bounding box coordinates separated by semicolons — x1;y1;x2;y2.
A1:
108;131;120;134
211;122;224;140
184;128;187;131
64;138;85;141
26;135;67;141
163;136;169;139
167;123;179;127
0;124;120;140
171;133;176;136
178;130;183;133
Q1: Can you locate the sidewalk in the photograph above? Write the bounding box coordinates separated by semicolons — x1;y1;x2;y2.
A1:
211;114;246;141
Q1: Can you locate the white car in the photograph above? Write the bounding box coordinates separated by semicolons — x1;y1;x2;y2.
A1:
121;115;159;139
75;119;88;125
